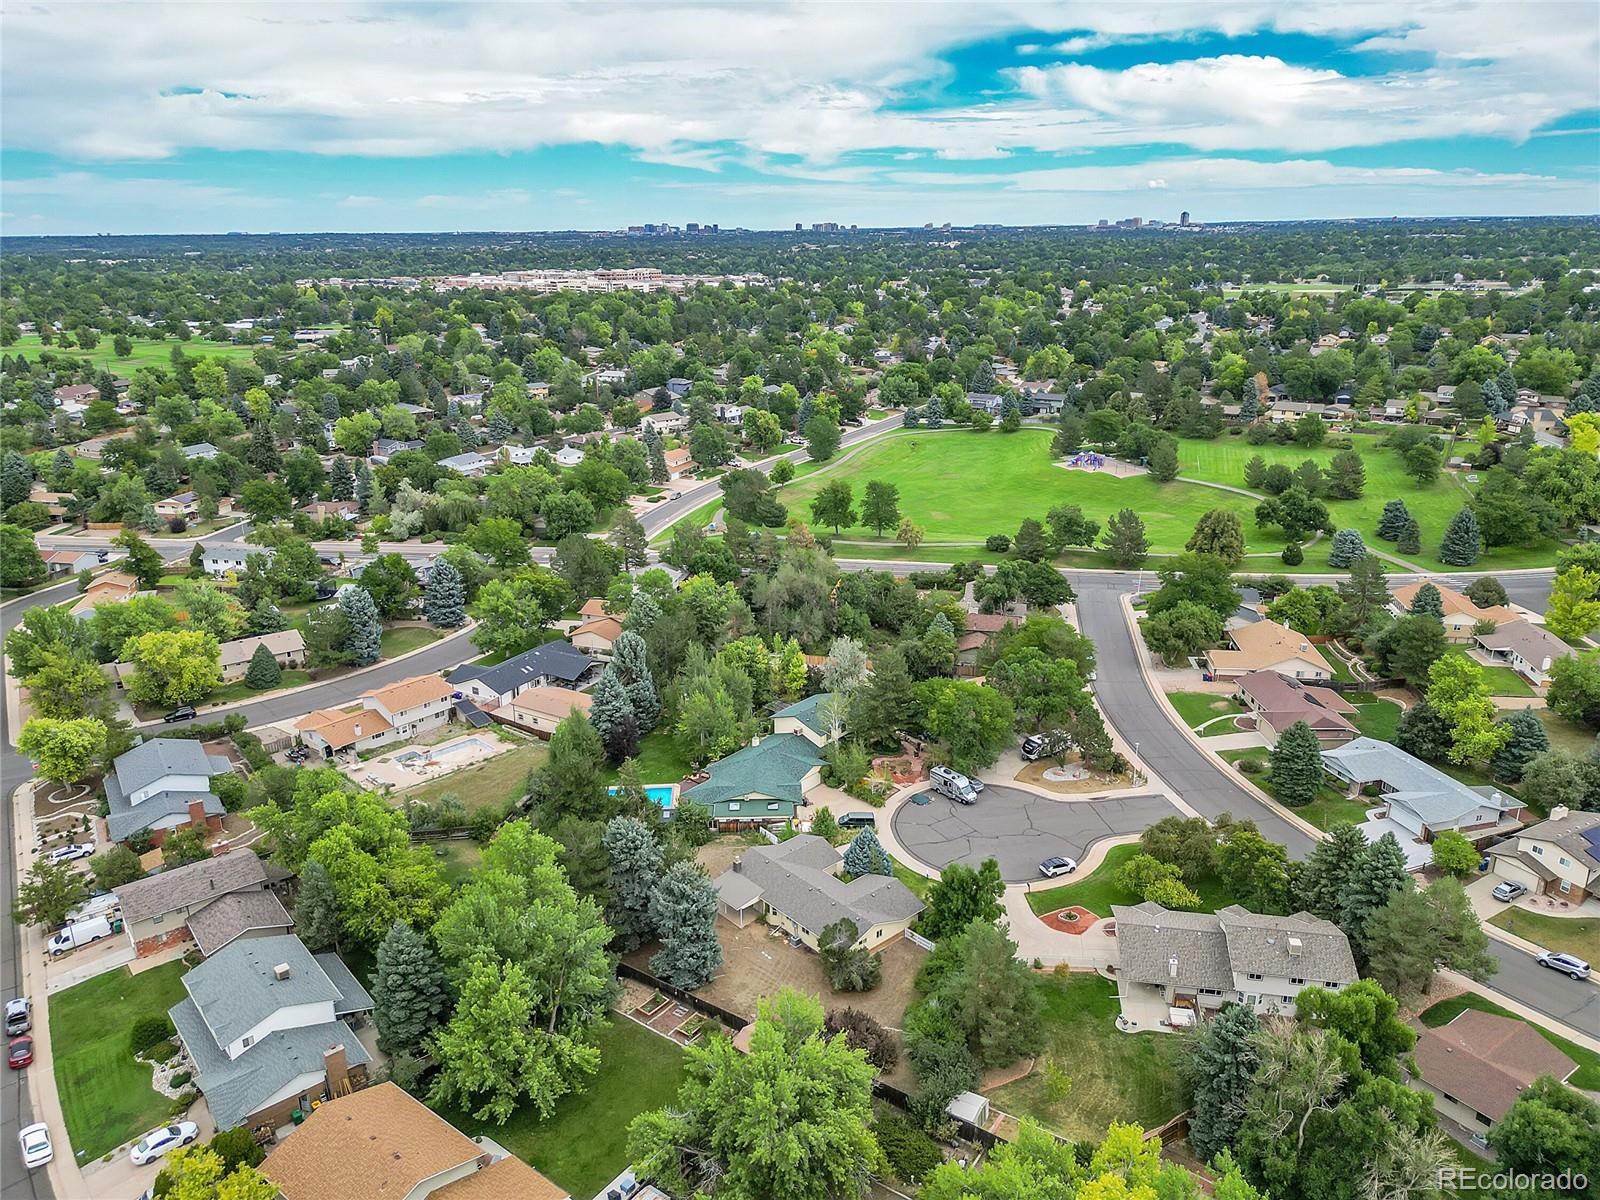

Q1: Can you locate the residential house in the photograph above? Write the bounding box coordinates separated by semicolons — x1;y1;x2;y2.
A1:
498;443;540;466
218;630;307;682
39;548;99;577
53;383;99;409
1410;1009;1577;1132
154;492;201;521
772;692;841;742
641;410;688;436
662;447;696;479
576;597;607;620
1232;671;1358;745
499;687;595;736
437;451;493;477
182;442;220;460
260;1083;568;1200
295;673;454;758
683;697;835;829
664;377;693;399
1321;737;1526;843
1204;618;1332;681
714;835;923;951
1485;806;1600;903
27;486;73;521
369;437;424;463
203;541;271;577
570;615;623;658
67;569;141;617
956;611;1018;671
168;935;374;1136
1387;582;1517;643
448;640;593;708
1111;902;1357;1023
553;445;585;467
301;500;358;524
103;736;234;845
526;380;551;399
114;848;292;958
1474;618;1575;686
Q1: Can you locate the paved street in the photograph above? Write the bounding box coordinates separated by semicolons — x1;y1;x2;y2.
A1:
890;784;1180;883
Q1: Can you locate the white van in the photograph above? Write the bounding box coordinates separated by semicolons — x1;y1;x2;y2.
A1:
930;765;979;805
47;915;113;956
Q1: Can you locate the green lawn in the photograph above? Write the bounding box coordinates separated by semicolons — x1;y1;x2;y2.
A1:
431;840;484;887
1352;699;1402;742
8;332;261;372
988;973;1186;1142
775;428;1558;572
379;625;444;659
1488;909;1600;965
206;670;312;706
602;730;695;784
1220;748;1372;831
1536;709;1597;756
400;741;547;813
1419;991;1600;1091
892;856;933;900
1166;691;1246;735
1441;648;1535;697
51;962;190;1161
1026;843;1239;917
440;1016;686;1199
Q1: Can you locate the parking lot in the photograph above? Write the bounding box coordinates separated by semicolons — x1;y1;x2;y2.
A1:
890;784;1181;883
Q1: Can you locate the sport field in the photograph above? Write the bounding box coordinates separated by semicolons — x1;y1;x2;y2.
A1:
777;429;1560;573
52;962;189;1161
1026;842;1238;917
1488;908;1600;966
1419;991;1600;1090
440;1016;686;1199
7;333;261;373
988;973;1185;1142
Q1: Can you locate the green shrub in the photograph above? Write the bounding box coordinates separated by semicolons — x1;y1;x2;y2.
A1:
873;1110;944;1183
130;1014;176;1056
144;1039;179;1064
168;1071;191;1088
206;1126;265;1170
1238;756;1265;776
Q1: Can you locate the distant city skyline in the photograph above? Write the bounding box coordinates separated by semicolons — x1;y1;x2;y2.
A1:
3;1;1597;235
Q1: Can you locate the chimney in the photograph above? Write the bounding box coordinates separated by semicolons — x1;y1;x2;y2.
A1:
1550;804;1570;821
323;1043;349;1096
1299;641;1309;653
731;857;742;873
352;723;362;737
187;798;208;826
1287;936;1303;957
273;962;292;981
1168;954;1179;979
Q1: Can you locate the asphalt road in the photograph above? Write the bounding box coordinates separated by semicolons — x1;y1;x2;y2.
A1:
891;784;1180;883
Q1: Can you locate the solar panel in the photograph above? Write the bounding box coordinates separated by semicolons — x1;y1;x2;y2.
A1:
1580;827;1600;865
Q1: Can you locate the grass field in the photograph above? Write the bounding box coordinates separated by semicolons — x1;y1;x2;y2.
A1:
8;333;261;373
1025;843;1239;917
601;730;695;785
400;741;546;812
206;670;312;706
1488;908;1600;964
379;625;444;659
988;973;1186;1142
1166;691;1246;735
51;962;189;1161
440;1017;686;1199
1419;991;1600;1090
1220;747;1372;830
775;428;1560;572
1441;648;1535;697
1536;709;1597;756
892;856;933;899
1353;699;1403;741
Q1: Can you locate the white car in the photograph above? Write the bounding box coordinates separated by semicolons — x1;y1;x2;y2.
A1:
129;1121;199;1166
47;843;94;864
1536;952;1592;981
18;1122;51;1168
1039;856;1079;879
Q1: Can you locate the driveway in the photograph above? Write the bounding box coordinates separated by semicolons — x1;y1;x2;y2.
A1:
889;784;1180;884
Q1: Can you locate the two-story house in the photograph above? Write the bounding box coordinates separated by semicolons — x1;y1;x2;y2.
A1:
169;934;374;1136
114;848;292;958
295;674;454;758
103;737;234;845
202;541;272;577
1486;807;1600;903
1111;902;1357;1025
447;640;593;709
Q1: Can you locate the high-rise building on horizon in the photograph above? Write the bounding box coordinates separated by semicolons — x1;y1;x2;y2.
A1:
1180;211;1190;226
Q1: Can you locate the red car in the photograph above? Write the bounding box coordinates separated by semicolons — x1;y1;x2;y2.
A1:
7;1036;33;1069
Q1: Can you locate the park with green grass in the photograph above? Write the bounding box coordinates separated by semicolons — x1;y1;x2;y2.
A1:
6;332;261;372
775;427;1560;573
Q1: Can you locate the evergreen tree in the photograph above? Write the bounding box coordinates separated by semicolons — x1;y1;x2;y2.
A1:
372;920;452;1053
1339;833;1411;951
588;668;637;761
487;409;513;443
603;816;664;952
339;586;383;665
1375;498;1411;541
1409;582;1445;618
842;828;892;877
1186;1002;1261;1162
0;451;33;509
244;599;287;636
1326;528;1366;568
1295;822;1369;922
1396;514;1422;556
354;461;374;512
646;431;669;484
1102;507;1149;568
1324;449;1367;500
423;559;466;628
1268;720;1324;807
1439;507;1482;566
295;858;341;951
1490;708;1550;783
1396;699;1453;762
330;456;355;500
1570;371;1600;416
610;630;660;731
1238;390;1260;422
1243;454;1268;490
529;713;607;823
244;642;281;690
648;862;723;988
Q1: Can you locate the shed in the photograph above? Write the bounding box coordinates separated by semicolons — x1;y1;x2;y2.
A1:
946;1091;991;1127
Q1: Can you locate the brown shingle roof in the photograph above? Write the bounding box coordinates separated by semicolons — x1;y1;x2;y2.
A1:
1391;581;1516;625
295;704;394;750
1209;619;1331;674
433;1156;569;1200
506;687;593;723
1412;1010;1577;1121
572;615;623;644
362;672;453;715
114;848;269;924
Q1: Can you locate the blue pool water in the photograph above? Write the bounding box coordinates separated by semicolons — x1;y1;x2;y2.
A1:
608;784;676;809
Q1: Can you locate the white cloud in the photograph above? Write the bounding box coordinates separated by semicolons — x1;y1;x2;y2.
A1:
334;194;381;208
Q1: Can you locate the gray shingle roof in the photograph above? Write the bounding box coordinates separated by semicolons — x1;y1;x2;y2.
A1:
717;835;923;936
1215;906;1357;982
114;848;270;924
112;738;230;797
1321;738;1517;828
1112;902;1356;992
181;935;344;1047
187;891;294;956
105;784;224;844
448;639;593;696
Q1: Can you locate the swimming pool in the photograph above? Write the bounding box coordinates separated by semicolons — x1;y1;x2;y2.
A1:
608;784;676;809
425;736;494;762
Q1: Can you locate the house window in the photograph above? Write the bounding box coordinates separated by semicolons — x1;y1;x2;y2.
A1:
241;1035;254;1050
1532;845;1543;855
1560;879;1572;893
1246;972;1263;981
1290;977;1305;985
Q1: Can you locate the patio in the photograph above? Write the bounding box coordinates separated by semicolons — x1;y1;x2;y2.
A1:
1354;807;1432;868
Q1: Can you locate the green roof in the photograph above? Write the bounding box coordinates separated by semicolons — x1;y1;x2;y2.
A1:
774;692;835;738
686;734;822;815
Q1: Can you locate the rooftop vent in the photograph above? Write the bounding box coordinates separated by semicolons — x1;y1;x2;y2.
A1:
273;962;292;981
1168;954;1179;979
1287;936;1304;956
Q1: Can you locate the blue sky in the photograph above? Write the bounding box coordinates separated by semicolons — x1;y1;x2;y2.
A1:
2;2;1597;235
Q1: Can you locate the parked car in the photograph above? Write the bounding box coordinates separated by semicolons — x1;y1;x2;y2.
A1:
838;812;876;830
162;705;197;723
47;843;94;864
1020;735;1046;762
4;997;30;1036
47;915;114;956
930;765;978;805
18;1122;51;1168
7;1036;33;1070
1039;856;1078;879
1536;952;1592;980
129;1122;199;1167
1491;880;1528;902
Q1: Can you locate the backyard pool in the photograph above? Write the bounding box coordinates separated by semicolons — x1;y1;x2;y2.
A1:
608;784;676;809
424;736;495;762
